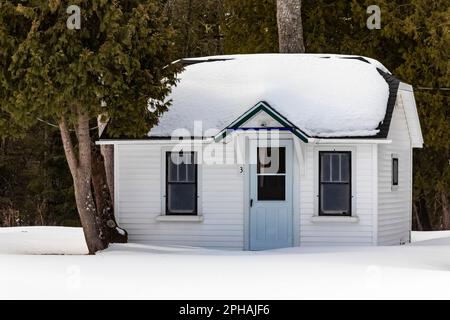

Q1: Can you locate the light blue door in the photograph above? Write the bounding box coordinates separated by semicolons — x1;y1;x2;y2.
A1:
249;140;293;250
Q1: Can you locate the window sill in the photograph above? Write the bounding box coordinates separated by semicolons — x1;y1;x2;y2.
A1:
156;215;204;222
310;216;359;223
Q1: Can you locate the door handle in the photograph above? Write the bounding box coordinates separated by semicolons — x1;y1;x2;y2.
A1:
250;199;253;207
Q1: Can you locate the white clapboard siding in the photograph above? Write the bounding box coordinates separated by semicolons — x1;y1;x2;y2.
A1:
116;144;245;250
298;144;375;246
114;106;413;249
377;99;412;245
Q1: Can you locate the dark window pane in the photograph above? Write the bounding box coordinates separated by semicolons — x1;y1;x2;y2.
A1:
331;154;340;181
183;153;195;182
168;155;179;182
166;152;197;215
258;176;285;201
187;160;196;182
340;153;350;182
258;147;285;174
321;184;350;215
321;153;331;182
168;184;196;214
178;162;187;181
277;148;286;174
257;148;268;174
319;152;351;216
168;152;195;183
392;158;399;186
321;152;350;183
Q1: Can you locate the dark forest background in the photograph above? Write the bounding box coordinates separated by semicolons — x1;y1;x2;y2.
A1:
0;0;448;230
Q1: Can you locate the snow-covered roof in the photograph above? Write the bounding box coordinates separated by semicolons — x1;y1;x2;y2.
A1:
149;54;395;138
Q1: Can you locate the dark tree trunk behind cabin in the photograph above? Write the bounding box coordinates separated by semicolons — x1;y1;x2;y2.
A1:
276;0;305;53
96;116;126;243
98;116;115;206
91;146;127;243
441;192;450;230
413;197;432;231
184;0;194;57
101;144;115;205
413;201;424;231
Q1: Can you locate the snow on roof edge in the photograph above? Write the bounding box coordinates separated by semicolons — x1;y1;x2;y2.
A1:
179;53;392;74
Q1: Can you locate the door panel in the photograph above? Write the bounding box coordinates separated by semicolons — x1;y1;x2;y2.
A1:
249;140;293;250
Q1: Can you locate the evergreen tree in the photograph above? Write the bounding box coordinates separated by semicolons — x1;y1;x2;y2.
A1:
0;125;77;227
0;1;180;253
222;0;278;54
166;0;224;57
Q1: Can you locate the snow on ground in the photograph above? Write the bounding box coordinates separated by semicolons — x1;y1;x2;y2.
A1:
0;227;88;255
1;227;450;299
150;54;391;138
411;231;450;245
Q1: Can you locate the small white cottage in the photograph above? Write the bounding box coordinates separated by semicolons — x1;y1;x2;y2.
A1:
98;54;423;250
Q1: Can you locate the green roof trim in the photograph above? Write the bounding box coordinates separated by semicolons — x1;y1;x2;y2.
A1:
292;129;309;142
214;101;309;143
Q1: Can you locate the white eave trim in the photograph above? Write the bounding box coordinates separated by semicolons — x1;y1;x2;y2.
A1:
307;138;392;144
98;136;392;145
96;138;214;145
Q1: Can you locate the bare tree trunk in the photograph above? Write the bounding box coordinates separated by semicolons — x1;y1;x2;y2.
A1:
442;192;450;230
276;0;305;53
59;113;106;254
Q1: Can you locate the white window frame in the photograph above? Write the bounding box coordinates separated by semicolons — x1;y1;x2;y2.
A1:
313;146;357;220
391;153;399;191
159;145;203;221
